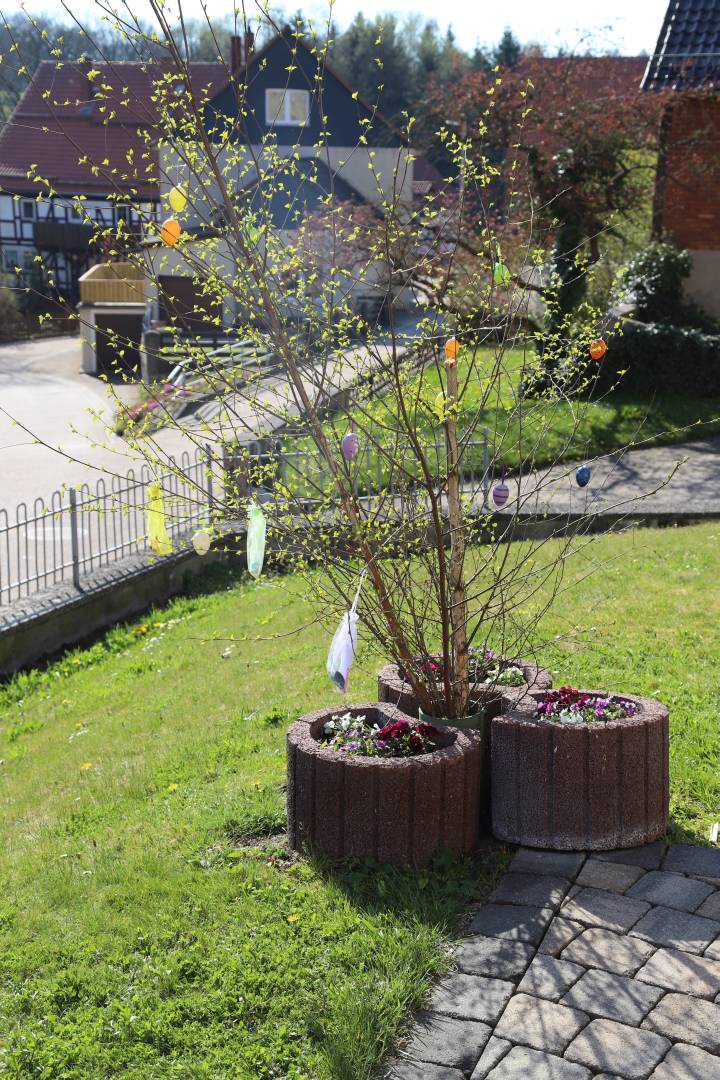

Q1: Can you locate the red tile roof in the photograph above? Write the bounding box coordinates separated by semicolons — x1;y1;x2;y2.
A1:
0;60;227;198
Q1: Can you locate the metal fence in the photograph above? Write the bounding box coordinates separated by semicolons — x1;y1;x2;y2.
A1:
0;448;213;606
0;429;489;607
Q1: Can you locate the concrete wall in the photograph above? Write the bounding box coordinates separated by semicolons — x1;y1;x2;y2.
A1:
0;540;242;677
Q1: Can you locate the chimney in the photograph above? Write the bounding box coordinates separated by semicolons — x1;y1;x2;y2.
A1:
230;35;242;73
230;31;254;73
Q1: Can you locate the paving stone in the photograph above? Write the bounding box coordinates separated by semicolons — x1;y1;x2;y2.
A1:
404;1012;491;1071
560;968;664;1024
561;927;655;975
696;891;720;920
509;849;586;879
466;904;554;946
705;937;720;960
482;1045;592;1079
561;888;650;933
493;993;588;1054
591;842;667;870
469;1036;512;1079
643;992;720;1052
663;844;720;880
627;870;715;912
491;873;570;911
564;1018;670;1079
575;860;645;894
517;955;585;1001
539;918;585;957
630;905;720;953
453;936;535;980
635;946;720;998
428;973;514;1023
386;1063;465;1080
648;1041;720;1080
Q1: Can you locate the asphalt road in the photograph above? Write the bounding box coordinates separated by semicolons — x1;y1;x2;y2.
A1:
0;336;192;513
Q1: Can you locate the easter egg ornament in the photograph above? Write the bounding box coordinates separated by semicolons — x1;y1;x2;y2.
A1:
146;481;173;556
246;502;267;580
341;419;359;461
192;529;212;556
160;218;181;246
575;464;592;488
444;337;460;363
493;260;511;286
492;464;510;508
590;337;607;360
168;185;187;214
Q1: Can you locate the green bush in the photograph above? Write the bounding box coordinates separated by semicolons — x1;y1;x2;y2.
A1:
594;319;720;397
621;241;719;332
0;275;25;341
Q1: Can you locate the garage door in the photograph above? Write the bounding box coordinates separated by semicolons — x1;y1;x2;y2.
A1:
95;314;142;378
158;275;223;331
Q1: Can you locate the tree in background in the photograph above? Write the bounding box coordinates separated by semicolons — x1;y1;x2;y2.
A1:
2;4;661;724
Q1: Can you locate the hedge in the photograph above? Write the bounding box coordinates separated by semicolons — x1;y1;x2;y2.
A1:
593;320;720;398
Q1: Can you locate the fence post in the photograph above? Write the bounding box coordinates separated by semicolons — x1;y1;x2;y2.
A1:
205;444;214;517
483;427;490;508
69;488;81;590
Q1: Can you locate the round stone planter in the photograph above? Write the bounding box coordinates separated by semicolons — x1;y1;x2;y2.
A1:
492;692;670;850
286;702;482;867
377;659;552;721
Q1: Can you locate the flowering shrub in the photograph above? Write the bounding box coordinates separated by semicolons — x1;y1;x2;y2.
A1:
321;712;440;757
537;687;639;724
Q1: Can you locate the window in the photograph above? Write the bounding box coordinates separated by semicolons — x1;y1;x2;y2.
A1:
21;200;35;220
115;206;129;224
265;88;309;127
3;248;17;270
70;205;82;221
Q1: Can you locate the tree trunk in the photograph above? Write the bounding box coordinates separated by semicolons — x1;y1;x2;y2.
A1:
444;360;469;718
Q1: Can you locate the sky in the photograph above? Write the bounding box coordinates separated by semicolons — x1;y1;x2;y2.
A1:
26;0;670;56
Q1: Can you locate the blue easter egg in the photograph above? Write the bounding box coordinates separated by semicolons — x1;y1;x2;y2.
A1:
575;464;592;487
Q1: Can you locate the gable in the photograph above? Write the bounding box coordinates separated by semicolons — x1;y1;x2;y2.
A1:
206;34;402;148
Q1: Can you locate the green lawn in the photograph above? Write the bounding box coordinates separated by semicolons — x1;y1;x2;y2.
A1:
287;349;720;494
1;523;718;1077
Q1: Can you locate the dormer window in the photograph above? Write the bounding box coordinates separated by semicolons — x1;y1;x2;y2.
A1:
265;88;309;126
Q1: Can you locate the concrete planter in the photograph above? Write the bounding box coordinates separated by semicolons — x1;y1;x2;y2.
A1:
492;691;670;850
376;659;553;721
286;703;482;867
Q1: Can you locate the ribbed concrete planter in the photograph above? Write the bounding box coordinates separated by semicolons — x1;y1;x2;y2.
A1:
492;691;670;850
377;659;552;720
286;703;482;867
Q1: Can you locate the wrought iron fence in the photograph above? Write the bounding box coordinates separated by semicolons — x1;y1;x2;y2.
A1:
0;448;213;606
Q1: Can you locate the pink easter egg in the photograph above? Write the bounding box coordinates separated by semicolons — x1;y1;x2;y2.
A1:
341;432;359;460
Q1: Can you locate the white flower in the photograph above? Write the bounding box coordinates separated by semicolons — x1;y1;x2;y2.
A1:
323;720;336;735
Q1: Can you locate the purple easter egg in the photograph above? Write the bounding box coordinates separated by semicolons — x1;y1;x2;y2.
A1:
341;432;359;460
493;481;509;507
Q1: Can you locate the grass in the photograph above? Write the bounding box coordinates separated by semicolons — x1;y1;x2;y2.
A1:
285;349;720;494
0;522;719;1076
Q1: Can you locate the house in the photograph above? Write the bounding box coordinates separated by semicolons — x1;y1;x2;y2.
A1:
0;58;225;301
146;30;416;335
642;0;720;316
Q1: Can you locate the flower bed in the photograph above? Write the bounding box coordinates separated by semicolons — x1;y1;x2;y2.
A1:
320;711;440;756
287;703;482;866
492;690;669;850
377;657;552;722
536;686;639;724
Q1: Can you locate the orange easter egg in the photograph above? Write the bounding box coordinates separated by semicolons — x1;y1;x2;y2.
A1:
444;337;460;360
590;338;607;360
160;218;181;246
